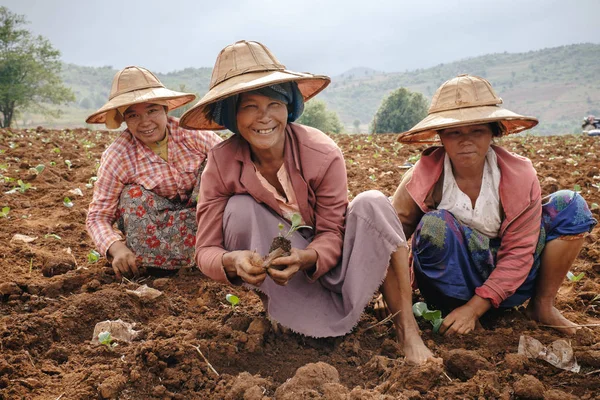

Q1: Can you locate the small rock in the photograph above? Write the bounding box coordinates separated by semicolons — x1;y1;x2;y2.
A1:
152;278;170;290
274;362;339;399
0;282;22;296
98;374;127;399
513;374;545;399
504;353;529;373
82;279;101;292
246;318;270;336
444;349;492;381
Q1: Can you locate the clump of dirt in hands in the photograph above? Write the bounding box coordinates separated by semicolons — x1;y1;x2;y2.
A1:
268;236;292;255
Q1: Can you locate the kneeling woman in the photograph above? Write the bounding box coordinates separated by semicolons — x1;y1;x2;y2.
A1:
180;41;435;365
86;66;222;278
393;74;597;335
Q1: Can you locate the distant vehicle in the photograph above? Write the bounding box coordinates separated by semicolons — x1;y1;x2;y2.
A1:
582;115;600;136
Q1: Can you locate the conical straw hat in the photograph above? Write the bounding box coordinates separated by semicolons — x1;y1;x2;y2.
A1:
398;74;538;143
179;40;330;130
86;66;196;129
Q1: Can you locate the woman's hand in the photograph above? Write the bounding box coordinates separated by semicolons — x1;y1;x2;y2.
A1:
222;250;266;286
268;248;318;286
439;295;491;335
107;241;139;280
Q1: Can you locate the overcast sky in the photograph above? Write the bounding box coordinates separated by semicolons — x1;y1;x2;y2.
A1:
3;0;600;76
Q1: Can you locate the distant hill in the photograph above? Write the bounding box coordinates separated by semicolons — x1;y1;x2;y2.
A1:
15;43;600;134
322;43;600;134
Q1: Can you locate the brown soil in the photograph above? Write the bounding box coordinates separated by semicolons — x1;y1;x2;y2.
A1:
1;127;600;399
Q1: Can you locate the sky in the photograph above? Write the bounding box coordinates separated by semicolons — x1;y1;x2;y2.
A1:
2;0;600;77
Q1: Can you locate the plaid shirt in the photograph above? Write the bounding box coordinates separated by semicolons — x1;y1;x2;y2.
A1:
86;117;223;256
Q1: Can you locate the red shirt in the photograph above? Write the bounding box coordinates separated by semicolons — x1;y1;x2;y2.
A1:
86;117;222;256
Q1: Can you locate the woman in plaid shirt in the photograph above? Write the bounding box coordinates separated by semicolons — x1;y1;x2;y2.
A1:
85;66;222;279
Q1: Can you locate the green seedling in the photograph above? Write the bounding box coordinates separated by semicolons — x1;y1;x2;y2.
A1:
98;331;117;349
225;293;239;310
0;163;8;171
566;271;585;282
64;160;72;170
591;203;600;210
51;147;61;154
28;164;45;175
413;302;444;333
49;161;56;166
44;233;61;240
85;176;98;189
63;197;74;208
278;213;312;239
0;207;9;218
87;250;100;263
6;180;35;194
573;184;582;193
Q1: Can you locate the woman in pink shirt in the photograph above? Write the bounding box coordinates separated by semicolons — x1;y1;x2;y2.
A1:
180;41;435;365
85;66;222;279
392;74;596;336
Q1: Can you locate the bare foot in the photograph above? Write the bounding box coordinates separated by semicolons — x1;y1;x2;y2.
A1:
526;301;579;335
402;333;440;365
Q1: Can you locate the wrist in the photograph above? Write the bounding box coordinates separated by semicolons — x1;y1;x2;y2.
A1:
222;252;237;278
468;295;492;318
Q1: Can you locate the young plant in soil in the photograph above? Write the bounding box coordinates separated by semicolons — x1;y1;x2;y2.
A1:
412;302;444;333
98;331;118;350
0;207;9;218
263;213;312;270
225;293;240;310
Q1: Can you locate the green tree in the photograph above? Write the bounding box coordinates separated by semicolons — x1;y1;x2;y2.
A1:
371;87;428;134
0;7;74;127
297;99;344;134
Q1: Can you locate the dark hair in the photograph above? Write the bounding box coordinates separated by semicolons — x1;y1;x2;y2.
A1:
489;122;504;137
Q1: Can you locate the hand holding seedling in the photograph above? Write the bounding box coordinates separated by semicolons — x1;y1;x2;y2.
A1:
107;241;139;280
267;248;318;286
439;295;491;335
222;250;266;286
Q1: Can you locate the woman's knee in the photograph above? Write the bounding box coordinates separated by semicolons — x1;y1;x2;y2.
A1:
348;190;392;218
224;195;262;235
415;210;456;248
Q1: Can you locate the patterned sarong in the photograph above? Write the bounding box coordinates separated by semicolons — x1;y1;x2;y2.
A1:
115;167;203;269
413;190;597;310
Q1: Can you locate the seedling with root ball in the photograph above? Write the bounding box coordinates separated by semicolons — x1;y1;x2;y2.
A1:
263;213;312;270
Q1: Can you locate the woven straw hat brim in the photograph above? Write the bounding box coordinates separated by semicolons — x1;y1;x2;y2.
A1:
85;87;196;124
397;105;539;144
179;69;330;130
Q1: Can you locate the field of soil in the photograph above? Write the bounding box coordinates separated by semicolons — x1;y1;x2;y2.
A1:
1;127;600;400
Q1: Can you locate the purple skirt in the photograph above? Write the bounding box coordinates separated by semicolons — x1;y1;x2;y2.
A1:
222;190;407;338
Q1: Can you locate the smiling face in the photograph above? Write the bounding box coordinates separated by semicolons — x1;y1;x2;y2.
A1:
438;123;494;170
236;93;288;155
123;102;168;146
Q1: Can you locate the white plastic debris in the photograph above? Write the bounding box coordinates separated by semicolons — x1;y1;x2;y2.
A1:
518;335;580;373
92;319;139;344
68;188;84;197
10;234;37;243
125;284;163;300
